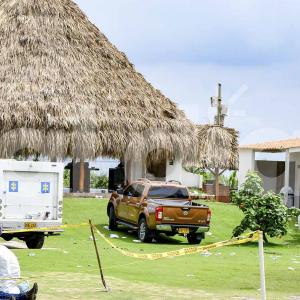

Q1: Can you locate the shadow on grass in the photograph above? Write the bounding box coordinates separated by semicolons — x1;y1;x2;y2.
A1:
95;223;190;246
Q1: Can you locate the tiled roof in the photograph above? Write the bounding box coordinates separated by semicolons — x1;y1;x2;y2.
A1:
240;138;300;152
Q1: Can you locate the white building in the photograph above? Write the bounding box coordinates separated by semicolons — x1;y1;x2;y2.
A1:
238;138;300;208
125;155;202;188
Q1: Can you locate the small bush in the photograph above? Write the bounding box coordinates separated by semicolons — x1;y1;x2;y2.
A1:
232;171;288;242
90;172;108;189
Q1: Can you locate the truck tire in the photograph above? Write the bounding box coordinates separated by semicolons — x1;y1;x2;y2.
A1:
138;218;152;243
108;206;118;230
187;233;202;245
25;234;45;249
1;234;13;241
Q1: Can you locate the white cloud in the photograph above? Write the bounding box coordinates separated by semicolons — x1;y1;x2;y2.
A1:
74;0;300;143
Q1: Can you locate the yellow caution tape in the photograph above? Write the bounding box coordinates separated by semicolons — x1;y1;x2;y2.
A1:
92;225;260;261
2;223;89;234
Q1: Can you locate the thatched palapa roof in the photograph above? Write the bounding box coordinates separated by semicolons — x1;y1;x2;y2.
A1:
186;125;239;170
0;0;196;160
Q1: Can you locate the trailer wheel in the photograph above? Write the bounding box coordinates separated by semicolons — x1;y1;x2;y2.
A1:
187;233;202;245
1;234;13;242
25;234;45;249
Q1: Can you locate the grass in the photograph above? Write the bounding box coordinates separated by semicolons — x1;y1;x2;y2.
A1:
8;198;300;300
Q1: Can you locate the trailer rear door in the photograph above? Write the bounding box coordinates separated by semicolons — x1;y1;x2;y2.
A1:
3;171;58;221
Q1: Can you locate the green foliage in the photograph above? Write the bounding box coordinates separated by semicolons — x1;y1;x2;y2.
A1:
287;207;300;219
232;172;288;242
63;170;70;188
90;172;108;189
228;171;238;189
185;167;214;182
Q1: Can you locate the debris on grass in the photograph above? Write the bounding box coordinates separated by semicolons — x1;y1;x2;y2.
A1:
122;237;127;239
229;252;236;257
186;274;196;277
201;251;212;257
288;267;295;271
271;256;281;261
28;253;36;257
110;234;119;239
206;232;213;236
103;226;110;231
133;239;141;243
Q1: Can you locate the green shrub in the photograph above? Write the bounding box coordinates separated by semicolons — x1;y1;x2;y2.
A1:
232;171;288;242
90;172;108;189
64;170;70;188
287;207;300;219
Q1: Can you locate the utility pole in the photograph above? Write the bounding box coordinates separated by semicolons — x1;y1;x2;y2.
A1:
210;83;227;200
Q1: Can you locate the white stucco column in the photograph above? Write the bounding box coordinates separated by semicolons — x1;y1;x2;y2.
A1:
238;149;255;187
284;149;290;205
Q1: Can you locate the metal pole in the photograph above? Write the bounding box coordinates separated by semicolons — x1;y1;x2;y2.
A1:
259;231;267;300
217;83;222;125
284;150;290;205
89;220;109;292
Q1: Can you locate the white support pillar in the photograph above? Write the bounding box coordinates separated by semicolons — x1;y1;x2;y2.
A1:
284;149;290;205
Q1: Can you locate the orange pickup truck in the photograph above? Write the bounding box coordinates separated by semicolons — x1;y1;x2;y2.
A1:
107;179;211;244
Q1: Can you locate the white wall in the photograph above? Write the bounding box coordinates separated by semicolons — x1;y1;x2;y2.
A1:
238;149;255;187
128;156;202;188
166;158;202;188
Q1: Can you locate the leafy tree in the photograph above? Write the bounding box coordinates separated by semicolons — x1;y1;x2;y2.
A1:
232;171;288;242
90;172;108;189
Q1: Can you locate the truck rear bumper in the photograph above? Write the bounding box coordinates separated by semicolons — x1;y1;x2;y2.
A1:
0;220;62;232
156;224;210;233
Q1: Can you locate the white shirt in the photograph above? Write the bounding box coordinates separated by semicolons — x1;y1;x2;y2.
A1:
0;245;21;294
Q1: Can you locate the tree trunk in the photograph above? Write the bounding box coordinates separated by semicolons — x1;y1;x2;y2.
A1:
263;232;268;243
79;159;85;193
215;168;219;201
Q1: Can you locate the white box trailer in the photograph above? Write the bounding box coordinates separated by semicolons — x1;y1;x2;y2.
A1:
0;160;64;249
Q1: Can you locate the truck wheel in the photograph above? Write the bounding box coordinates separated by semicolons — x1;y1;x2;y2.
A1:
1;234;13;242
108;206;118;230
25;234;45;249
187;233;202;245
138;218;152;243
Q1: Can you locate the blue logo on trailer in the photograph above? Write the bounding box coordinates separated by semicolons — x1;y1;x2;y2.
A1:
9;181;18;193
41;182;50;194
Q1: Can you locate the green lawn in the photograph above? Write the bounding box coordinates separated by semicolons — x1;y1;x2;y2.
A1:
10;198;300;300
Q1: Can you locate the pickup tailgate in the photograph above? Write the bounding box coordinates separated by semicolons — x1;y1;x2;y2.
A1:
152;200;209;226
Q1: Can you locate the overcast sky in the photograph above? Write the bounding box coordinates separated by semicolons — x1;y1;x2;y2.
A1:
75;0;300;145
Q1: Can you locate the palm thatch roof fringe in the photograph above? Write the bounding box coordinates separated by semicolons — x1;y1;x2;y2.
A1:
0;0;196;160
185;125;239;170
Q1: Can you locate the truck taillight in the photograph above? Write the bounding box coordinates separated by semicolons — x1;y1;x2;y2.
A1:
155;207;163;221
207;209;212;224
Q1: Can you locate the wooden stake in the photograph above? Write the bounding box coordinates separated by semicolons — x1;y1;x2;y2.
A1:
89;219;109;292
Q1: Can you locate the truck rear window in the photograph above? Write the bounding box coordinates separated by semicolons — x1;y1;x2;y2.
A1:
148;186;189;199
